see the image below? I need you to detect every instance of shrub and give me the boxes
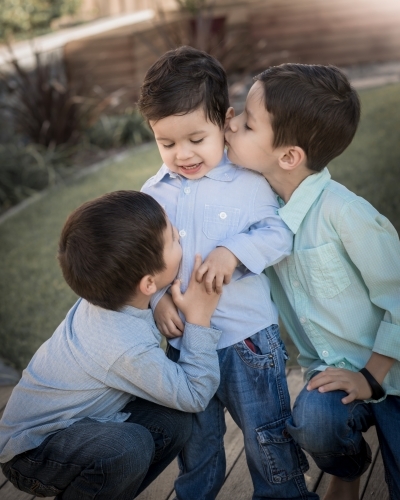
[87,111,154,150]
[0,50,102,147]
[0,142,74,212]
[0,0,80,40]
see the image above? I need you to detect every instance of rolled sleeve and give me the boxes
[108,322,222,413]
[220,178,293,274]
[339,199,400,362]
[221,221,293,274]
[374,320,400,361]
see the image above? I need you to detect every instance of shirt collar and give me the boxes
[120,304,155,321]
[277,167,331,234]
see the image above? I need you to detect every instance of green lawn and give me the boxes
[1,83,400,370]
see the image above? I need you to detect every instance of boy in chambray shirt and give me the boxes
[0,191,223,499]
[139,47,318,500]
[225,64,400,500]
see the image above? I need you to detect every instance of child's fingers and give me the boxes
[341,392,358,405]
[165,319,184,338]
[170,279,182,305]
[223,274,232,285]
[192,254,202,273]
[215,274,224,294]
[204,273,216,294]
[196,262,208,282]
[171,313,184,332]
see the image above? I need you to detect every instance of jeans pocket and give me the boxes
[256,418,309,484]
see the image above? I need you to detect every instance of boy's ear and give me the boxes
[278,146,306,171]
[138,275,157,296]
[224,107,235,127]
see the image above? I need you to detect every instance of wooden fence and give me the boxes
[64,0,400,106]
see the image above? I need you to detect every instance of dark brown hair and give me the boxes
[255,64,361,172]
[138,46,229,129]
[58,191,167,311]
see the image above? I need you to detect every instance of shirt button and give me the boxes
[179,229,186,238]
[322,350,329,357]
[219,212,227,219]
[299,317,306,324]
[293,281,300,287]
[184,187,191,194]
[338,361,345,368]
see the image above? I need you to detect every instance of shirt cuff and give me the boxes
[182,323,222,351]
[220,238,266,275]
[373,320,400,361]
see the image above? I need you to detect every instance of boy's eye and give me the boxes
[162,143,174,149]
[190,138,204,144]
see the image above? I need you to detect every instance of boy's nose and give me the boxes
[176,146,194,160]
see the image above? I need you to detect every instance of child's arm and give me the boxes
[154,293,184,338]
[107,256,222,413]
[196,247,239,294]
[308,199,400,403]
[198,178,293,293]
[307,352,394,404]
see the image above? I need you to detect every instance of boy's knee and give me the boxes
[287,387,350,454]
[166,411,192,448]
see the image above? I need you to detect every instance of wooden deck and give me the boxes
[0,368,389,500]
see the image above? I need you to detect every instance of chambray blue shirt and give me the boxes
[265,168,400,397]
[0,299,222,463]
[142,154,293,350]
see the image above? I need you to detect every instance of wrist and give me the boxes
[185,314,211,328]
[359,367,386,400]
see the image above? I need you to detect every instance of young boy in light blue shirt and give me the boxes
[139,46,318,500]
[225,63,400,500]
[0,190,223,499]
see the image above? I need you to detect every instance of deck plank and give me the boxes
[0,479,35,500]
[315,426,381,497]
[1,468,8,488]
[362,450,389,500]
[136,460,177,500]
[0,368,387,500]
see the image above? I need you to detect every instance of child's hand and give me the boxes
[154,293,184,339]
[307,367,373,404]
[171,254,222,327]
[196,247,240,294]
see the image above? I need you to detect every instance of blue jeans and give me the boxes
[287,377,400,499]
[1,398,192,499]
[168,325,319,500]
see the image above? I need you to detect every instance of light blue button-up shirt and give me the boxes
[0,299,222,463]
[265,168,400,396]
[142,155,293,350]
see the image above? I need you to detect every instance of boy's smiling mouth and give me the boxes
[178,162,203,174]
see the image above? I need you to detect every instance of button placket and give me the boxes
[175,178,196,290]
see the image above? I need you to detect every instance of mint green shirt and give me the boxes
[266,168,400,397]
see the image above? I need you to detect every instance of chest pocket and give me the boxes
[203,204,241,240]
[297,243,350,299]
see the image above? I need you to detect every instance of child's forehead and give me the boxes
[151,108,221,136]
[245,84,271,123]
[247,81,266,105]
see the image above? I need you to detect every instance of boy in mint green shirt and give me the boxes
[225,64,400,500]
